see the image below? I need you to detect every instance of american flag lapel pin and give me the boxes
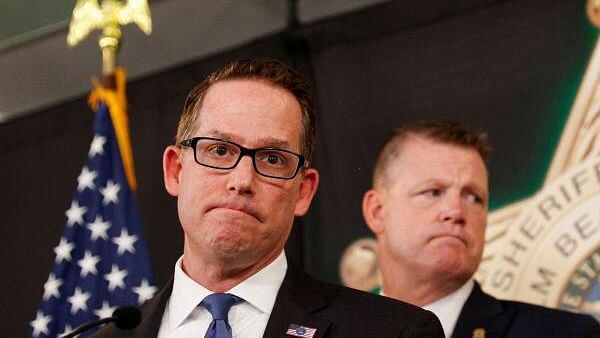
[286,324,317,338]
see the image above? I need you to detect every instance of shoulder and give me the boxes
[456,284,599,337]
[317,277,425,316]
[309,274,444,336]
[472,286,600,337]
[500,298,599,334]
[274,264,443,337]
[288,263,433,320]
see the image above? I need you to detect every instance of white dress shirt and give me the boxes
[157,251,287,338]
[422,279,474,338]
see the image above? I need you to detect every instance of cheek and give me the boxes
[466,214,487,252]
[178,183,199,210]
[176,175,215,227]
[384,207,430,238]
[177,192,202,232]
[269,192,297,224]
[269,180,301,211]
[468,210,487,234]
[383,215,422,252]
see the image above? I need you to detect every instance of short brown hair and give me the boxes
[373,120,490,187]
[175,59,316,162]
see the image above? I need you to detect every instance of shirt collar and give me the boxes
[166,251,287,330]
[422,279,474,338]
[228,251,287,315]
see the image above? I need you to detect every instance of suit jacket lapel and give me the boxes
[263,262,332,338]
[133,279,173,337]
[452,282,515,338]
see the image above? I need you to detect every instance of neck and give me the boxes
[182,241,283,292]
[378,249,465,306]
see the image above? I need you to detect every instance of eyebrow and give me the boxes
[412,179,488,197]
[203,130,292,149]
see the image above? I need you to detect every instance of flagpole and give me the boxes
[66,0,152,191]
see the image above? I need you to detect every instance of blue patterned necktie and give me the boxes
[201,293,243,338]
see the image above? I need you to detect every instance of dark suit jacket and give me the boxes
[452,282,600,338]
[91,262,443,337]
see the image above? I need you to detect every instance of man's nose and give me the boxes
[226,155,256,195]
[438,193,466,225]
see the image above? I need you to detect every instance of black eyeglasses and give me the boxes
[179,137,306,179]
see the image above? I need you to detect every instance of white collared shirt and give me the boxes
[422,279,474,338]
[157,251,287,338]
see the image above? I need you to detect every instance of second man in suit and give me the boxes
[362,121,599,337]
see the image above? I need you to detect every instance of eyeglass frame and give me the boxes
[178,136,307,180]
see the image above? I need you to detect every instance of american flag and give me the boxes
[28,102,156,337]
[286,324,317,338]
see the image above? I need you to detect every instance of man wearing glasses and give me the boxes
[93,59,443,337]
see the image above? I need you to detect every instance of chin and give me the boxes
[210,240,256,266]
[209,229,248,249]
[430,254,475,280]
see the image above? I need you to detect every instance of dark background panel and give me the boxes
[0,0,596,336]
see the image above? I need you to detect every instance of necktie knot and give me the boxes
[201,292,242,321]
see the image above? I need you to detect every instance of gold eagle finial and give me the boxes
[67,0,152,74]
[67,0,151,47]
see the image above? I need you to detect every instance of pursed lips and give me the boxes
[429,233,467,246]
[206,201,262,222]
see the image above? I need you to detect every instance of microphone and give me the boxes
[61,305,141,338]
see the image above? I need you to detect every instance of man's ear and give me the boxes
[362,189,386,234]
[294,168,319,216]
[163,145,182,197]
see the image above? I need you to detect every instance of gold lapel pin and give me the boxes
[472,328,486,338]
